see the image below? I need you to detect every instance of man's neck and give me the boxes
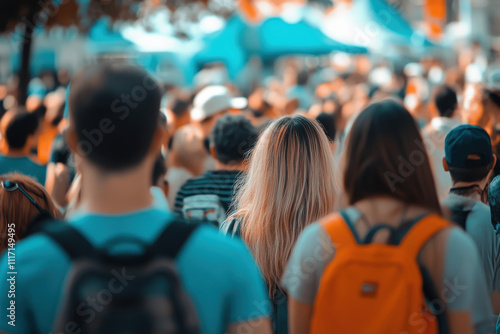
[451,181,486,202]
[215,160,245,172]
[78,162,154,214]
[4,147,31,157]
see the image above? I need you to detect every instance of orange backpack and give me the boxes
[310,212,450,334]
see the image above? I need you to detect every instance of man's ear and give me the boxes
[442,157,450,172]
[493,154,497,169]
[162,181,169,199]
[429,102,438,118]
[25,134,35,150]
[149,124,167,156]
[209,146,216,159]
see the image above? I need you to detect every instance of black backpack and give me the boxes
[37,218,200,334]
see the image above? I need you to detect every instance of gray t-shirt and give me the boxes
[282,208,494,333]
[442,193,500,294]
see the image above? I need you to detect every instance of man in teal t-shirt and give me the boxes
[0,111,46,185]
[0,64,272,334]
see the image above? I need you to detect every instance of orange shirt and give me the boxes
[37,126,59,165]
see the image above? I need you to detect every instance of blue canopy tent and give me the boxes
[192,15,248,80]
[244,16,368,59]
[85,19,136,55]
[11,48,56,74]
[194,14,368,78]
[323,0,435,55]
[368,0,433,47]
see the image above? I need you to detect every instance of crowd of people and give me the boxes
[1,45,500,334]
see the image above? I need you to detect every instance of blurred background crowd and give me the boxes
[1,0,500,212]
[3,1,500,333]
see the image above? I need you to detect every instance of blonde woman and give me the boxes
[221,114,336,334]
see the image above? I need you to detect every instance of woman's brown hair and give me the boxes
[0,173,61,252]
[343,99,442,214]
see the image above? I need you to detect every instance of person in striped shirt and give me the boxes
[174,114,258,216]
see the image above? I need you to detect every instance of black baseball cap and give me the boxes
[445,125,493,169]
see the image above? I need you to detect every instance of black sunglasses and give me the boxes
[1,180,44,213]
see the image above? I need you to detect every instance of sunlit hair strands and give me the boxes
[232,114,336,294]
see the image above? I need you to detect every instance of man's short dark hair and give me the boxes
[316,112,336,142]
[5,110,39,149]
[69,63,162,171]
[433,85,457,118]
[448,163,494,183]
[210,115,257,165]
[169,97,190,118]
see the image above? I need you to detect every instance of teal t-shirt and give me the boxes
[0,204,270,333]
[0,155,47,185]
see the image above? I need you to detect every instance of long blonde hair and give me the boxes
[233,114,336,293]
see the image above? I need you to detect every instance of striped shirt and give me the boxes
[174,170,243,215]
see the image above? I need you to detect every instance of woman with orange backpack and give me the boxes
[282,99,493,334]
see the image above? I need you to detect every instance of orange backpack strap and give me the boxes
[399,215,451,259]
[320,212,358,248]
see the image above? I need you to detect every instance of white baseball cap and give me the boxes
[191,85,247,122]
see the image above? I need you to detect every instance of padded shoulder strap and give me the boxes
[151,216,200,258]
[43,223,98,260]
[320,212,358,248]
[449,205,471,230]
[22,213,59,238]
[400,215,450,259]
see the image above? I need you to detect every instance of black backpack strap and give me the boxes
[273,289,288,334]
[150,216,200,258]
[362,224,395,244]
[395,215,450,333]
[226,217,242,237]
[42,224,98,261]
[449,205,471,230]
[420,265,450,334]
[338,210,362,244]
[22,211,58,238]
[389,214,429,246]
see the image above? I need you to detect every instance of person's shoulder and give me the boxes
[292,221,331,255]
[12,233,52,252]
[210,170,243,178]
[190,224,246,248]
[468,201,494,232]
[421,121,434,136]
[301,221,326,240]
[4,233,70,270]
[444,225,477,250]
[471,200,491,217]
[177,224,264,287]
[181,224,253,263]
[27,154,47,167]
[178,173,211,189]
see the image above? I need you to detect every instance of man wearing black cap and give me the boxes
[442,124,499,303]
